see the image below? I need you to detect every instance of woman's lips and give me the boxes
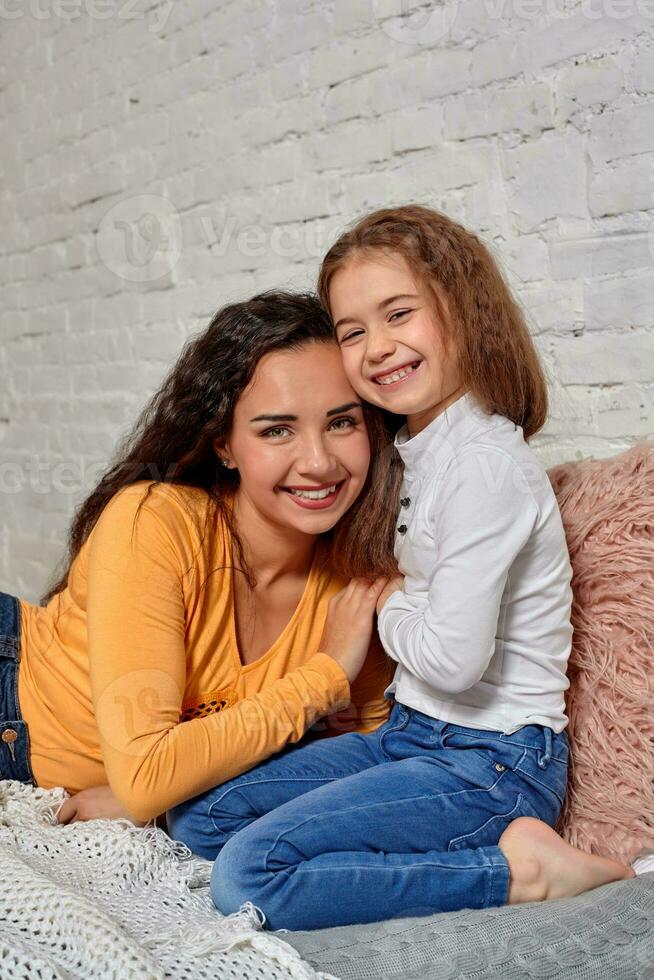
[280,480,346,510]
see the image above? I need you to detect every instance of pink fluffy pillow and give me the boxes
[547,440,654,864]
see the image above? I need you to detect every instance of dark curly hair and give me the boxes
[42,290,401,603]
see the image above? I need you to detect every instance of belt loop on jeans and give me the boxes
[537,727,552,768]
[0,635,20,661]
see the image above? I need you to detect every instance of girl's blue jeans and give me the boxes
[167,699,569,932]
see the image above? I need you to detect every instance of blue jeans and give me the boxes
[168,699,568,931]
[0,591,36,784]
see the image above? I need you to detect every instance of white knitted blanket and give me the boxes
[0,780,338,980]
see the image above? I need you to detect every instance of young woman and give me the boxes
[0,291,400,825]
[170,207,635,931]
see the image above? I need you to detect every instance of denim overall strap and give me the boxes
[0,592,36,785]
[0,591,21,662]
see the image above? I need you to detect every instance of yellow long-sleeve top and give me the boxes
[17,481,394,822]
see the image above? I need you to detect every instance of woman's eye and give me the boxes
[330,416,356,431]
[261,426,292,439]
[389,309,412,322]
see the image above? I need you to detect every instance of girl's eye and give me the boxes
[329,416,357,431]
[339,329,364,344]
[388,309,412,322]
[261,425,292,439]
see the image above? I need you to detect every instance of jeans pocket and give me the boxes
[440,725,525,789]
[447,793,534,851]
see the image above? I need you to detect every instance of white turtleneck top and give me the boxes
[378,391,573,734]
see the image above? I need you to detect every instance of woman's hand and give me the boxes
[319,576,389,684]
[376,575,405,616]
[54,784,147,826]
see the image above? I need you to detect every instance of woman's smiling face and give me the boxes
[219,340,371,536]
[329,250,464,434]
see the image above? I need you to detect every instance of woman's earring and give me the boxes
[219,457,233,469]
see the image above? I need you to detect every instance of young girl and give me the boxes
[172,206,634,931]
[0,291,399,825]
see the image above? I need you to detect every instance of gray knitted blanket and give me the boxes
[284,873,654,979]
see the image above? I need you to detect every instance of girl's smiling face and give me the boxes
[219,340,371,537]
[329,251,465,435]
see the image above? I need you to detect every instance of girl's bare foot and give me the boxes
[498,817,636,904]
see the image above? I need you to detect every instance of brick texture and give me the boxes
[1,0,652,599]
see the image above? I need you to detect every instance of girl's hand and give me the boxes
[54,785,147,826]
[376,575,405,616]
[319,577,389,684]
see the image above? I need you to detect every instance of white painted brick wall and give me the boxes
[1,0,653,601]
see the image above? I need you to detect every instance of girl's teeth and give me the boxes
[377,363,418,385]
[289,484,337,499]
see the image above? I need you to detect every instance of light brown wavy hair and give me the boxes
[317,205,548,440]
